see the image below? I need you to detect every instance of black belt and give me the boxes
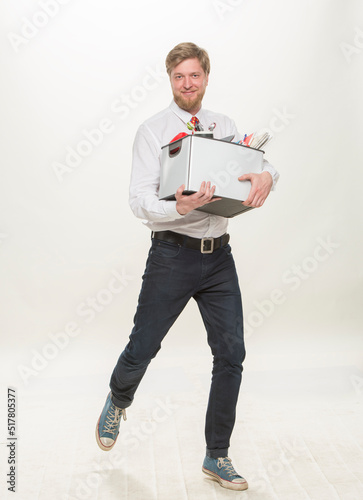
[152,230,230,254]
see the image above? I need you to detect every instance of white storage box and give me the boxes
[159,135,264,218]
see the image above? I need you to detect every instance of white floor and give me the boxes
[1,339,363,500]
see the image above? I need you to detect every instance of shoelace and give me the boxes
[103,404,127,433]
[217,457,240,478]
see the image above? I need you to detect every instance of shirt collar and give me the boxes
[169,99,203,124]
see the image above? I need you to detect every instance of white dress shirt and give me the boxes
[129,100,279,238]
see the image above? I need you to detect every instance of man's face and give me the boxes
[170,58,209,115]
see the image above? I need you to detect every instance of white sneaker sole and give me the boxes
[202,466,248,491]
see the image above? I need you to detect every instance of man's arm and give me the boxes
[129,124,185,222]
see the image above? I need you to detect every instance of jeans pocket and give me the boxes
[151,240,181,259]
[221,244,232,256]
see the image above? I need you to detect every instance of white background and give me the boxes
[0,1,362,499]
[1,0,362,375]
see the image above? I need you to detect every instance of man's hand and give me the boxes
[175,181,221,215]
[239,171,273,208]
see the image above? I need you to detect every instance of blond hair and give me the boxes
[165,42,210,76]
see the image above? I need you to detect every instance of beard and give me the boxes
[173,87,206,113]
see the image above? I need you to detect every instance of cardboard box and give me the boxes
[159,135,264,217]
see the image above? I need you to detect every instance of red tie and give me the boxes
[190,116,199,128]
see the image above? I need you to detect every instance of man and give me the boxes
[96,42,279,491]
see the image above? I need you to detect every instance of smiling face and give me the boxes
[170,57,209,115]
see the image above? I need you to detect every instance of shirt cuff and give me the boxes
[262,163,280,191]
[163,200,185,219]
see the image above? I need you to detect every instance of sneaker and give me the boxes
[202,456,248,491]
[95,392,126,451]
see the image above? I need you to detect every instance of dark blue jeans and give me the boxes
[110,237,246,458]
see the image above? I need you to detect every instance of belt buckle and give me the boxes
[201,237,214,254]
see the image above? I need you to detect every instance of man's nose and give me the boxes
[183,77,192,88]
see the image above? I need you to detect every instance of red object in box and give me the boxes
[169,132,188,155]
